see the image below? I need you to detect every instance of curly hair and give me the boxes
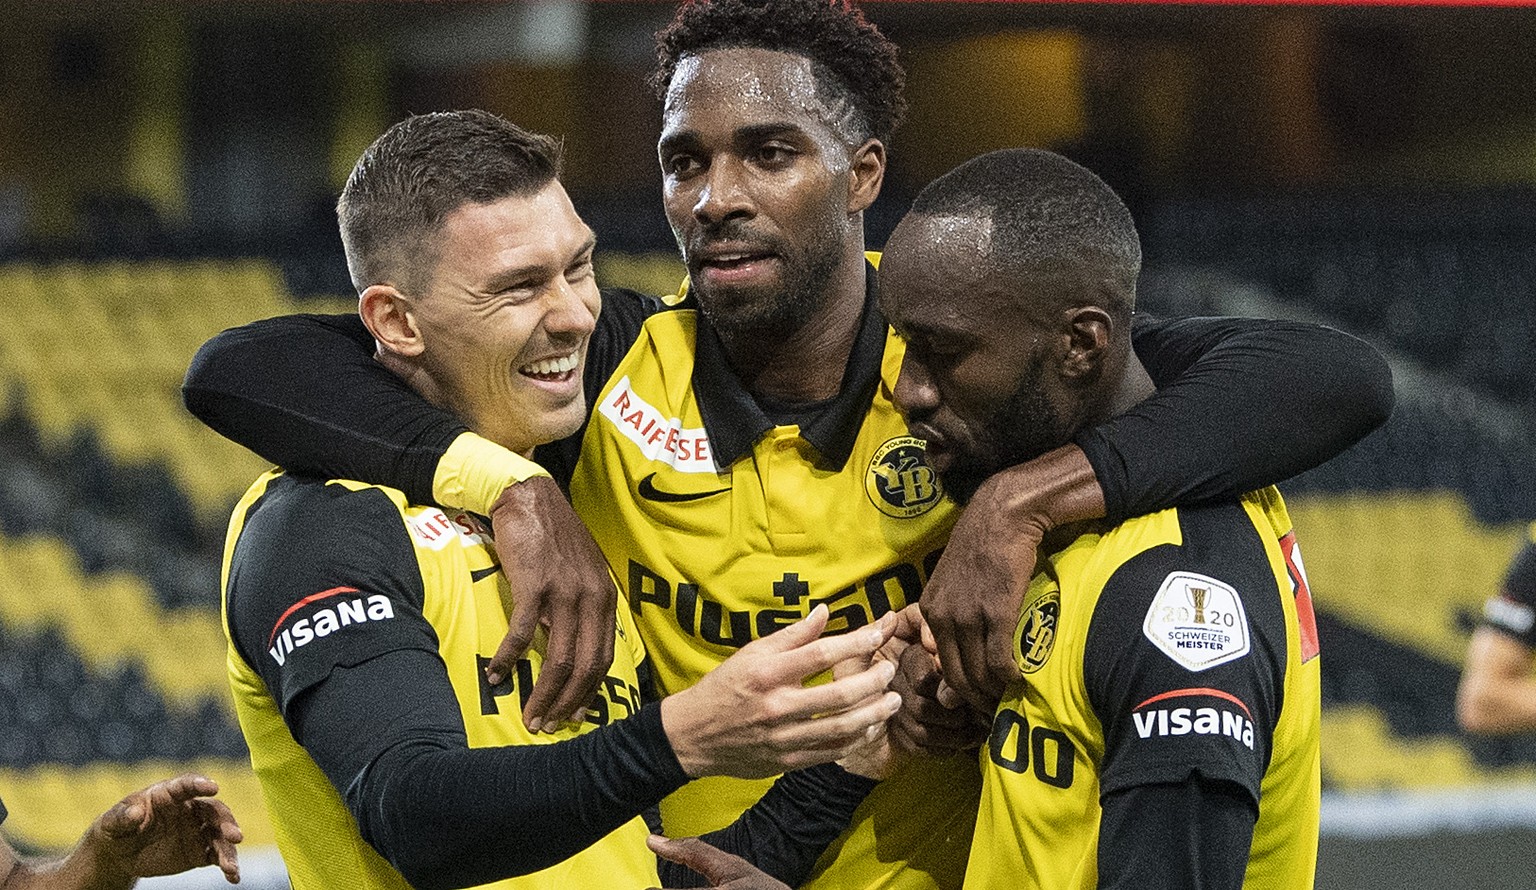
[652,0,907,145]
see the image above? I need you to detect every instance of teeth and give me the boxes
[520,353,578,376]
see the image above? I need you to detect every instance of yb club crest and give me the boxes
[1017,590,1060,673]
[866,436,944,518]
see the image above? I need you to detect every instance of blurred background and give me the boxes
[1,0,1534,887]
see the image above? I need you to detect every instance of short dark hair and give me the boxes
[651,0,907,146]
[909,148,1142,312]
[337,109,563,293]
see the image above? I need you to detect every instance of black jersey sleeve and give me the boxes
[290,650,691,890]
[1480,538,1536,647]
[1096,777,1256,890]
[225,477,442,708]
[1077,316,1393,523]
[657,764,879,888]
[1084,502,1290,805]
[182,289,663,500]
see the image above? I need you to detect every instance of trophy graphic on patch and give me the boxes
[1190,586,1208,625]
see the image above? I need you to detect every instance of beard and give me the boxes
[684,215,846,343]
[940,354,1073,506]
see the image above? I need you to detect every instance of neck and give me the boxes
[1091,352,1157,428]
[714,230,869,404]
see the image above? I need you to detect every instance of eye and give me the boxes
[664,153,702,178]
[566,255,595,282]
[755,144,797,167]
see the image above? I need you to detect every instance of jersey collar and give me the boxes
[692,259,888,472]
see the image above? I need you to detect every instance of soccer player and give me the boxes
[1457,526,1536,734]
[0,774,242,888]
[220,110,902,890]
[184,2,1390,886]
[881,148,1323,888]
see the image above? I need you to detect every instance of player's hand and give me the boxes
[888,642,990,756]
[646,834,791,890]
[81,774,242,885]
[662,606,902,779]
[485,476,617,733]
[922,444,1104,712]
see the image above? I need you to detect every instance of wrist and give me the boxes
[68,827,135,889]
[659,690,710,779]
[981,444,1106,532]
[433,432,550,513]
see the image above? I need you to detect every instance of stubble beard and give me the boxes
[941,355,1072,506]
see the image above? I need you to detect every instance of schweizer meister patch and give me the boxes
[1143,571,1250,671]
[865,436,943,518]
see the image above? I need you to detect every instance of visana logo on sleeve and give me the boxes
[1132,688,1255,750]
[1143,571,1250,671]
[866,436,943,518]
[267,587,396,666]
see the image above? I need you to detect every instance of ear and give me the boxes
[846,138,886,215]
[1060,306,1113,381]
[359,284,425,358]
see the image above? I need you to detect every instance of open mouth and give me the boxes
[519,352,579,382]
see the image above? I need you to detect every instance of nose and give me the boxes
[544,275,598,341]
[693,160,754,227]
[893,352,939,422]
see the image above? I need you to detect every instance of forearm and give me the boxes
[0,838,134,890]
[182,313,466,504]
[1085,316,1392,522]
[354,705,688,890]
[657,764,878,888]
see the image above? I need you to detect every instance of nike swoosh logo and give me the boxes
[470,566,501,584]
[637,473,731,504]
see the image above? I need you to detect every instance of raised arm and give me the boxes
[923,315,1392,709]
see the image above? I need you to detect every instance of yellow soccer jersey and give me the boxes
[565,260,980,889]
[966,488,1322,889]
[221,472,657,890]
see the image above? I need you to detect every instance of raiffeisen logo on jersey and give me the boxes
[600,376,716,473]
[267,586,396,667]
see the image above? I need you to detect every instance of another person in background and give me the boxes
[1457,525,1536,734]
[0,774,241,889]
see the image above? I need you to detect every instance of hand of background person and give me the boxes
[646,835,791,890]
[921,444,1104,712]
[78,774,242,886]
[484,476,618,734]
[661,606,901,779]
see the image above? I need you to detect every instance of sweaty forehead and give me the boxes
[881,213,1000,326]
[663,47,835,133]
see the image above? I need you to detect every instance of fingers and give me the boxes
[193,798,243,882]
[489,596,540,689]
[766,612,892,681]
[158,773,221,804]
[521,597,580,732]
[647,835,754,884]
[742,604,829,655]
[772,689,901,751]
